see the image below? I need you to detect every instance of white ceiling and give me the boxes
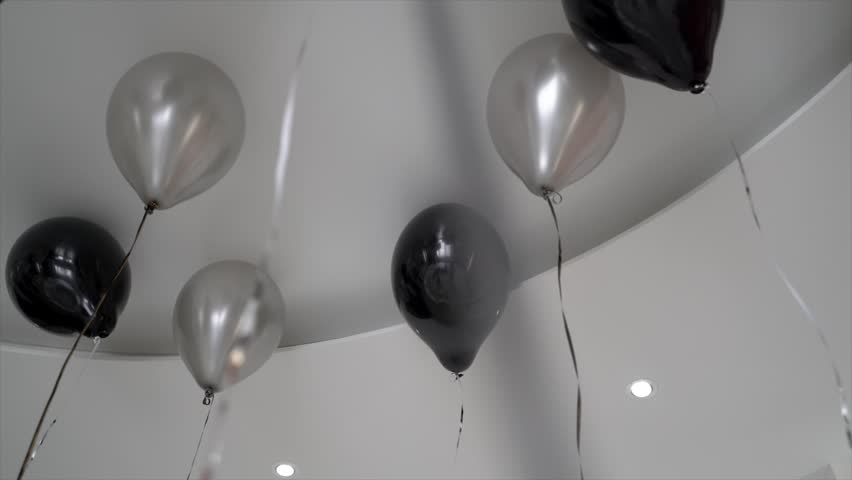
[1,66,849,478]
[1,0,850,354]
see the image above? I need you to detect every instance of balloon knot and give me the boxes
[453,373,464,382]
[543,190,563,204]
[689,81,707,95]
[145,201,158,214]
[202,388,214,405]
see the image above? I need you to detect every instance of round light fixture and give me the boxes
[275,463,295,477]
[628,379,655,398]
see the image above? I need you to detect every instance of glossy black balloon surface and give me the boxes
[5,217,131,338]
[391,204,510,374]
[563,0,724,93]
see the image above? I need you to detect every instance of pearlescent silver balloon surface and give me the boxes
[487,34,625,196]
[107,52,245,209]
[173,261,285,392]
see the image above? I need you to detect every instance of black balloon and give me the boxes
[5,217,131,338]
[562,0,724,93]
[391,204,510,374]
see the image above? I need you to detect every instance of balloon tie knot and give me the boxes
[689,81,707,95]
[543,190,563,205]
[144,201,158,214]
[453,373,464,382]
[202,389,214,405]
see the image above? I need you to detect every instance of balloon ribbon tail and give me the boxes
[187,391,215,480]
[708,91,852,450]
[257,22,310,274]
[16,205,152,480]
[453,373,464,462]
[30,336,102,463]
[545,194,584,480]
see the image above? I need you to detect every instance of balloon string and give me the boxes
[544,193,584,480]
[192,18,313,480]
[257,17,310,276]
[708,91,852,449]
[17,203,153,480]
[453,373,465,462]
[29,336,101,463]
[189,24,312,480]
[192,17,312,480]
[198,369,238,480]
[231,18,312,379]
[186,391,215,480]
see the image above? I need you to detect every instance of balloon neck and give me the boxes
[689,81,707,95]
[144,201,158,214]
[202,388,215,405]
[84,312,115,339]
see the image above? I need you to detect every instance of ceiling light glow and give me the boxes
[629,379,654,398]
[275,464,295,477]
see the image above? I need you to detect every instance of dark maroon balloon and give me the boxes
[391,204,510,374]
[562,0,724,93]
[5,217,131,338]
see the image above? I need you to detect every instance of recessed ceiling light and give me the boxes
[628,379,655,398]
[275,463,295,477]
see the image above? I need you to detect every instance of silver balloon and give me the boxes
[107,52,245,210]
[173,261,285,393]
[487,34,625,196]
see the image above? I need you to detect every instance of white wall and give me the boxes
[1,67,849,480]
